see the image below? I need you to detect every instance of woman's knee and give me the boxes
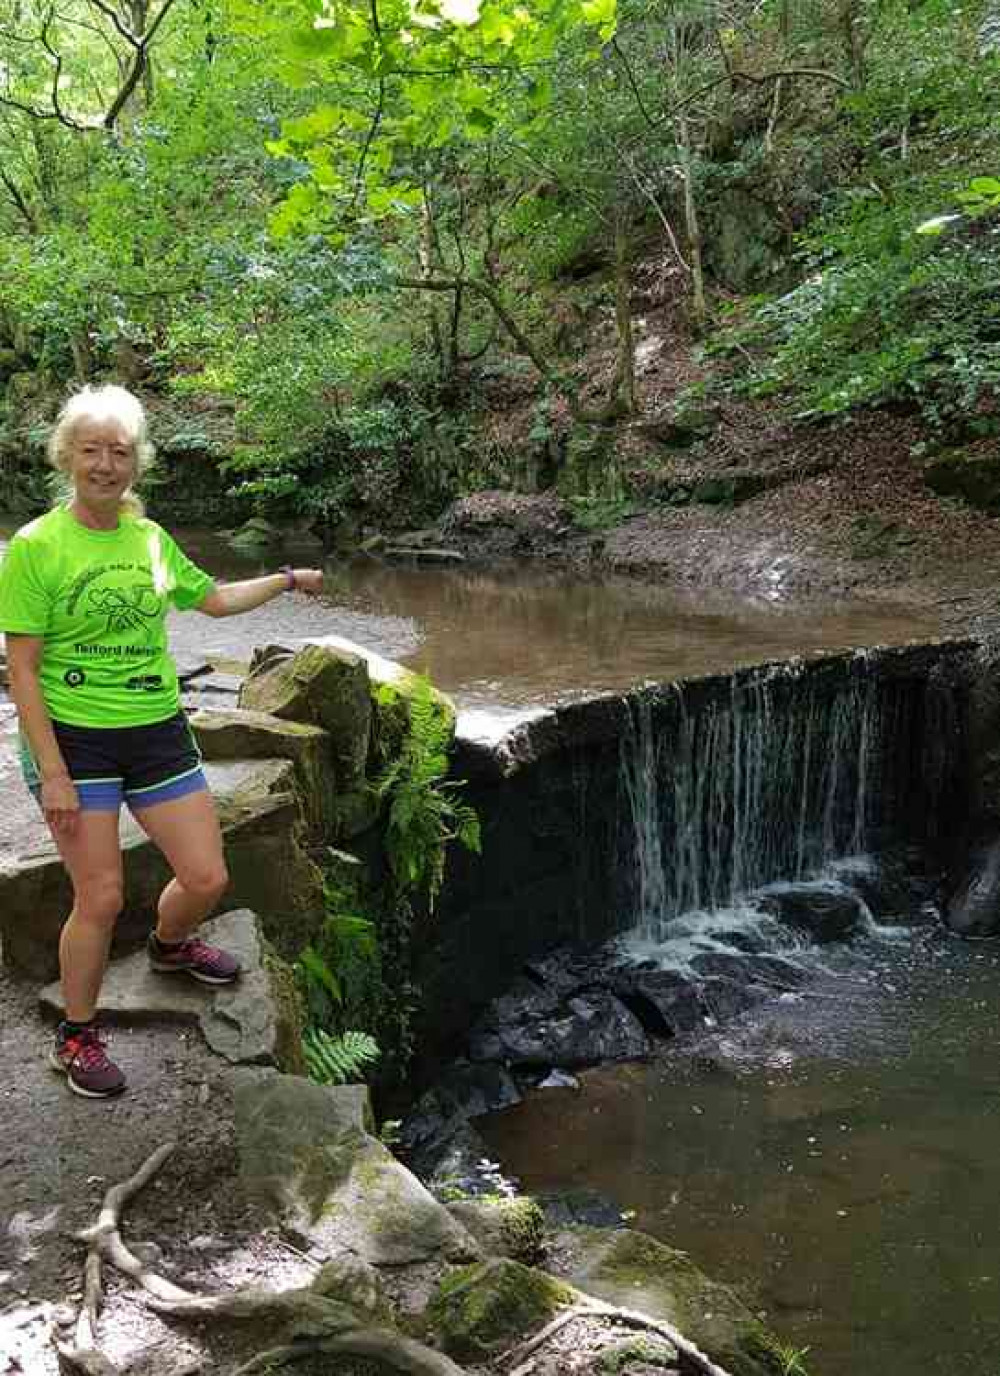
[74,876,124,926]
[181,861,229,903]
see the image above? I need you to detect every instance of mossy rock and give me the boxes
[261,946,306,1075]
[597,1335,679,1373]
[240,644,372,790]
[427,1258,574,1361]
[447,1195,546,1263]
[556,1227,779,1376]
[924,447,1000,515]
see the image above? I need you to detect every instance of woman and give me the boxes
[0,385,324,1098]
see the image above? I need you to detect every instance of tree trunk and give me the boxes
[612,206,636,416]
[418,199,446,380]
[840,0,867,87]
[677,114,707,332]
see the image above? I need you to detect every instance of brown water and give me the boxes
[484,929,1000,1376]
[113,530,940,714]
[0,524,940,710]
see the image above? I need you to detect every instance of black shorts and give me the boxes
[20,711,207,812]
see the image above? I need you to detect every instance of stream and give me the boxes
[2,518,988,1374]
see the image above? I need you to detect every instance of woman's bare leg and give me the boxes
[131,788,229,941]
[51,810,124,1021]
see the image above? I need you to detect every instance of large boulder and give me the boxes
[38,909,303,1070]
[552,1227,778,1376]
[231,1069,481,1267]
[239,644,372,791]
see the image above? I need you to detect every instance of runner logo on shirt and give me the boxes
[87,583,163,635]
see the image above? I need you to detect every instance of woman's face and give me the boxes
[68,418,137,510]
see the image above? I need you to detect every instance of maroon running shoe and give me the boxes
[147,933,240,985]
[50,1026,127,1099]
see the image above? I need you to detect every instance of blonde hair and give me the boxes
[48,384,155,517]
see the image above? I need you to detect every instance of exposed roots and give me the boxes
[54,1142,467,1376]
[56,1145,732,1376]
[500,1298,738,1376]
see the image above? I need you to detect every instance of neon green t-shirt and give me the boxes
[0,506,215,727]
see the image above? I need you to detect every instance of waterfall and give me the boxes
[618,655,965,941]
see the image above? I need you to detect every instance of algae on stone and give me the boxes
[447,1195,546,1263]
[556,1226,778,1376]
[427,1258,574,1362]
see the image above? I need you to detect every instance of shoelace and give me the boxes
[67,1029,113,1071]
[175,938,224,969]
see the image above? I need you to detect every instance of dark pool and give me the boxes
[483,927,1000,1376]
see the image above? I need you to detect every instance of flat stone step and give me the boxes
[39,909,290,1066]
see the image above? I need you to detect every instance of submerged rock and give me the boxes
[552,1226,778,1376]
[946,838,1000,937]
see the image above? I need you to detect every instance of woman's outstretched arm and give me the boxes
[196,568,324,618]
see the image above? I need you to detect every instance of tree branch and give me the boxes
[352,78,385,212]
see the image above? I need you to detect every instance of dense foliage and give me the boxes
[1,0,997,518]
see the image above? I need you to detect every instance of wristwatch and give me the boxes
[279,565,297,592]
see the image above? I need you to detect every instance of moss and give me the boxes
[296,1129,368,1221]
[565,1227,777,1376]
[262,945,306,1074]
[427,1259,574,1362]
[597,1335,679,1373]
[448,1195,547,1263]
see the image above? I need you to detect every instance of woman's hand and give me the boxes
[41,774,80,837]
[291,569,324,595]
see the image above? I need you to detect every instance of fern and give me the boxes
[374,674,481,909]
[302,1027,380,1086]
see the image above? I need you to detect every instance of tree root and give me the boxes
[56,1144,734,1376]
[56,1142,185,1376]
[500,1297,738,1376]
[228,1329,468,1376]
[54,1142,467,1376]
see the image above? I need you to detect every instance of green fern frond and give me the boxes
[302,1028,380,1086]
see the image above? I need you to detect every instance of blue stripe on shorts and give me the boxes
[125,765,208,811]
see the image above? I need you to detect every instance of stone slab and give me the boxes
[231,1070,481,1267]
[38,909,288,1066]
